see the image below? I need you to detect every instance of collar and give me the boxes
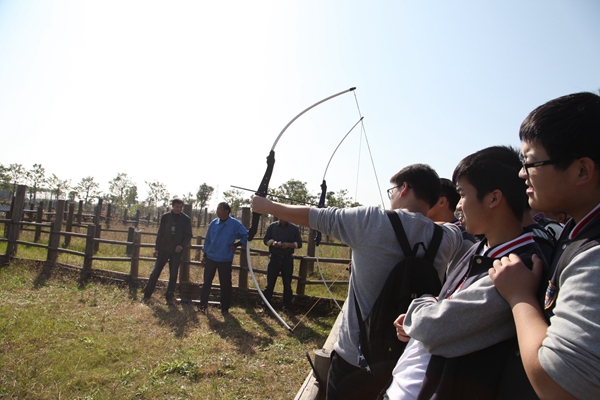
[483,231,536,259]
[569,202,600,239]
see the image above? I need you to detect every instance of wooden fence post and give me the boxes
[130,229,141,280]
[106,203,112,229]
[47,222,59,263]
[179,204,193,283]
[77,200,83,224]
[123,208,129,224]
[126,226,135,255]
[194,236,203,261]
[34,202,44,242]
[64,202,75,247]
[94,199,102,253]
[6,185,27,258]
[203,207,208,226]
[135,210,140,228]
[238,207,251,289]
[82,224,96,279]
[46,200,66,263]
[297,257,309,296]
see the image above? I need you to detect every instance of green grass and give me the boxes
[0,260,339,399]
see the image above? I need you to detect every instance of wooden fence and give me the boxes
[0,185,351,303]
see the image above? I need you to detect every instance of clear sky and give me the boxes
[1,0,599,210]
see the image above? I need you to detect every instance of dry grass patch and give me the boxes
[0,260,338,399]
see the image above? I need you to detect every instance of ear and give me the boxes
[438,196,448,208]
[399,182,411,197]
[574,157,597,187]
[488,189,503,209]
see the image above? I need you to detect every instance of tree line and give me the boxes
[0,163,360,217]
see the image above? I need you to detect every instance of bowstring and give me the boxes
[353,91,385,209]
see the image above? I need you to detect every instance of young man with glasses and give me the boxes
[491,92,600,399]
[385,146,547,399]
[251,164,464,400]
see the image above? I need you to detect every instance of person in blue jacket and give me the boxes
[199,202,248,316]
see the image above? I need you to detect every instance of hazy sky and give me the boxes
[1,0,599,209]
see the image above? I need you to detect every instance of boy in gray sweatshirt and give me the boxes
[491,92,600,399]
[251,164,464,400]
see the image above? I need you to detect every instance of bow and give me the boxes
[314,116,363,312]
[246,87,356,331]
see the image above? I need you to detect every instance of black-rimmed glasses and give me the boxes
[387,183,411,199]
[519,155,563,175]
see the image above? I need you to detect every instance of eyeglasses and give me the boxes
[387,183,412,199]
[519,155,563,175]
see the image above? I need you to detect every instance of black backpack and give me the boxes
[354,210,444,377]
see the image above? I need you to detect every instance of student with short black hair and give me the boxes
[385,146,546,399]
[427,178,478,277]
[491,92,600,399]
[251,164,464,400]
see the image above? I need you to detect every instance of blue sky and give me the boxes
[1,0,599,209]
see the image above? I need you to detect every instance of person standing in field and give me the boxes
[143,198,193,306]
[199,202,248,316]
[262,218,302,312]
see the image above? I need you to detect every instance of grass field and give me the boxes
[0,259,340,399]
[0,221,348,399]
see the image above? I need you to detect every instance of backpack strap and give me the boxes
[385,210,444,261]
[385,210,415,256]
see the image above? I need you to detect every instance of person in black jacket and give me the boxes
[262,218,302,311]
[142,199,193,305]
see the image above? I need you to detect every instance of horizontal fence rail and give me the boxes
[1,185,351,306]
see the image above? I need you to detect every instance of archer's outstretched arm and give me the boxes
[251,196,311,228]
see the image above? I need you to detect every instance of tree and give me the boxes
[222,189,248,215]
[25,163,46,202]
[271,179,316,206]
[182,192,196,208]
[47,174,71,201]
[125,185,138,208]
[6,163,25,197]
[73,176,101,205]
[108,173,134,209]
[196,183,214,210]
[326,189,361,208]
[145,180,170,212]
[0,164,9,192]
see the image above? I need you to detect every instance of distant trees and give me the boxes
[222,189,247,215]
[25,164,46,202]
[73,176,101,205]
[47,174,71,201]
[0,161,364,212]
[326,189,361,208]
[196,183,214,210]
[271,179,316,205]
[108,173,134,209]
[145,180,170,212]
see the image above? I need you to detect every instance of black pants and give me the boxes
[200,258,233,312]
[144,250,182,300]
[327,351,391,400]
[263,254,293,308]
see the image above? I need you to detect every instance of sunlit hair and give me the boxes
[519,91,600,170]
[453,146,527,221]
[439,178,459,212]
[390,164,440,208]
